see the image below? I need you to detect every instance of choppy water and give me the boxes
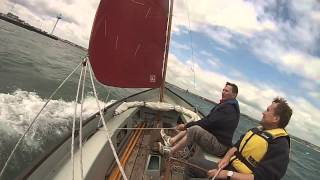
[0,19,319,180]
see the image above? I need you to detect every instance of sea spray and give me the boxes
[0,89,112,179]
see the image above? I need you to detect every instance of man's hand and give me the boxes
[218,157,230,169]
[217,147,237,169]
[209,169,255,180]
[207,169,227,179]
[176,124,186,131]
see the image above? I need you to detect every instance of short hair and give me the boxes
[226,82,238,95]
[273,97,292,128]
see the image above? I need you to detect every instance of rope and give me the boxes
[211,167,222,180]
[116,127,176,130]
[88,62,128,180]
[71,60,85,180]
[0,61,82,179]
[169,157,208,173]
[79,60,88,179]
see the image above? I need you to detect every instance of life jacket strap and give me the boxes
[234,150,255,172]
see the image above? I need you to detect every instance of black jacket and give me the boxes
[185,99,240,147]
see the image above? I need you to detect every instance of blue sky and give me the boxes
[1,0,320,146]
[171,26,319,107]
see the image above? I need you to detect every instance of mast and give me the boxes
[160,0,174,102]
[51,14,62,35]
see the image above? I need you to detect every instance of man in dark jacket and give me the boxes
[158,82,240,157]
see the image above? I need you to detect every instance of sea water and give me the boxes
[0,19,319,180]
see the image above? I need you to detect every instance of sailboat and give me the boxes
[1,0,220,179]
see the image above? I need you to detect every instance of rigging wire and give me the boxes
[97,88,112,128]
[0,61,83,179]
[104,88,112,109]
[71,59,85,180]
[88,62,128,180]
[79,60,88,180]
[184,0,196,89]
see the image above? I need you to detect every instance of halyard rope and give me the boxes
[0,61,83,179]
[88,62,128,180]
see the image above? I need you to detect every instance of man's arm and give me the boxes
[218,147,237,169]
[208,169,254,180]
[185,104,234,129]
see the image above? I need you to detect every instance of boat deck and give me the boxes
[106,122,186,180]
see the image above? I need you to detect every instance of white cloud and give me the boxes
[173,0,277,35]
[280,52,320,80]
[287,97,320,143]
[207,58,221,69]
[246,0,320,83]
[253,40,320,82]
[172,0,278,48]
[301,81,318,91]
[202,27,235,48]
[199,50,213,57]
[214,46,228,53]
[229,69,247,80]
[171,40,191,51]
[309,92,320,100]
[311,11,320,22]
[1,0,98,47]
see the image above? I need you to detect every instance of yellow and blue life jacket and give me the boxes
[230,126,290,174]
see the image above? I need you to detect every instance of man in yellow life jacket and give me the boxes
[185,97,292,180]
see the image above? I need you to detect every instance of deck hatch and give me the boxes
[145,154,161,177]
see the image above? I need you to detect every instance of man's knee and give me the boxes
[188,125,204,137]
[187,125,206,142]
[188,125,203,132]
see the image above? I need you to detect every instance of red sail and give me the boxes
[89,0,169,88]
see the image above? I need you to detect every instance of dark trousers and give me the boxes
[184,157,217,180]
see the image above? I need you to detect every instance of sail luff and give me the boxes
[160,0,174,102]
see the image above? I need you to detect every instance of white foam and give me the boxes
[0,89,113,148]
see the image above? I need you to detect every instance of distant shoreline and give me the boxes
[0,12,87,51]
